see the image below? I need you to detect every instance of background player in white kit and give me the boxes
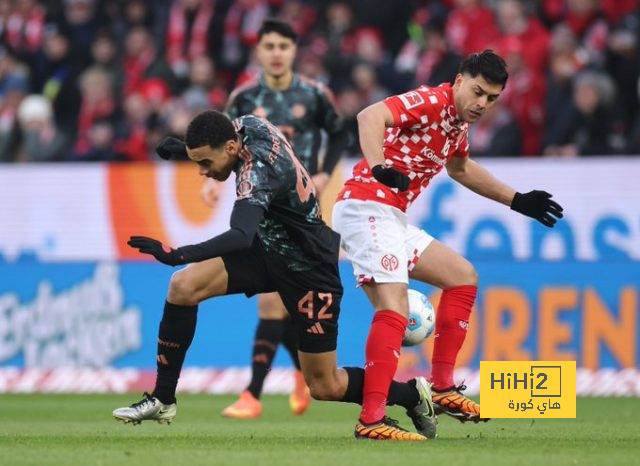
[332,50,564,428]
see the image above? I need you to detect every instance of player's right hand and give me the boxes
[127,236,185,266]
[372,164,410,191]
[156,137,188,160]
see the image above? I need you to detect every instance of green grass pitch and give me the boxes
[1,395,638,466]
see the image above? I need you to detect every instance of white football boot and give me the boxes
[113,393,176,425]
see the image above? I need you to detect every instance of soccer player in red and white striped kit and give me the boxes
[333,50,564,434]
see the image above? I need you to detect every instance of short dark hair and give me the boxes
[185,110,236,149]
[258,18,297,43]
[459,50,508,88]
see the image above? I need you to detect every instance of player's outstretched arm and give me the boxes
[358,102,410,191]
[446,157,563,227]
[127,200,266,265]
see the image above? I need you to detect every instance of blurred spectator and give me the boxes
[297,51,330,85]
[0,0,637,161]
[468,99,521,156]
[3,0,45,64]
[318,2,358,90]
[122,26,177,97]
[446,0,500,56]
[544,25,582,152]
[0,47,29,162]
[560,0,609,67]
[351,26,399,93]
[121,0,154,30]
[0,0,11,37]
[56,0,104,67]
[499,37,546,155]
[396,15,461,88]
[276,0,317,39]
[219,0,269,85]
[600,0,637,26]
[182,55,228,110]
[348,0,413,54]
[32,25,81,134]
[114,92,151,161]
[71,66,117,159]
[0,46,29,100]
[606,10,640,148]
[543,70,616,156]
[351,62,389,106]
[82,118,117,161]
[165,0,215,79]
[16,94,68,162]
[496,0,550,73]
[626,77,640,154]
[335,86,362,158]
[90,29,123,99]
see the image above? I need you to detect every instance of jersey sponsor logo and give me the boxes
[380,254,399,271]
[420,146,447,166]
[399,91,425,110]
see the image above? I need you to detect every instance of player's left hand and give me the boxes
[510,190,564,227]
[311,172,330,194]
[127,236,185,266]
[156,137,188,160]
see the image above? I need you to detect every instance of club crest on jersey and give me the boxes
[237,179,253,198]
[380,254,399,271]
[399,91,425,110]
[291,104,307,118]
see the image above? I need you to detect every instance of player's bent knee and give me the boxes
[466,263,479,286]
[168,269,200,305]
[307,380,340,401]
[305,372,342,401]
[454,259,478,287]
[257,293,287,319]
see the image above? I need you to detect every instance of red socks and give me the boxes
[431,285,477,391]
[360,310,407,424]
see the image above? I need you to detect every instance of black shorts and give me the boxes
[222,240,343,353]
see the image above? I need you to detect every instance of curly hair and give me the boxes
[185,110,237,149]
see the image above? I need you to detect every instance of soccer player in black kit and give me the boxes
[223,19,348,418]
[112,110,436,441]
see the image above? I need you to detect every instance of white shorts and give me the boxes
[332,199,434,286]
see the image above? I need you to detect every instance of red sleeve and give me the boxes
[383,88,442,128]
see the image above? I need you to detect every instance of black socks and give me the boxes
[340,367,420,409]
[246,319,286,399]
[152,301,198,405]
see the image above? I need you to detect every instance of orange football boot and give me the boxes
[289,370,312,415]
[221,390,262,419]
[354,416,428,441]
[431,383,489,423]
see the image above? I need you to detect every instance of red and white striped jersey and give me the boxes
[338,83,469,211]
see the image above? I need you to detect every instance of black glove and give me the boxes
[511,190,564,227]
[371,164,410,191]
[127,236,185,266]
[156,137,188,160]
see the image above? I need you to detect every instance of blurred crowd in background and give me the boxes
[1,0,639,163]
